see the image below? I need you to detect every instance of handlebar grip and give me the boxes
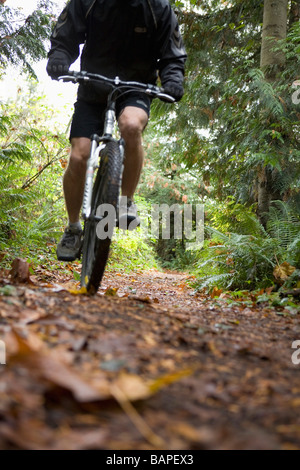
[58,75,76,82]
[58,71,82,82]
[157,92,176,103]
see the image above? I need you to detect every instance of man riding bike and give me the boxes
[46,0,187,262]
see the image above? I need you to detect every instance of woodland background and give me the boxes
[0,0,299,304]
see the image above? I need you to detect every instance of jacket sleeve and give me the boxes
[48,0,88,65]
[156,6,187,87]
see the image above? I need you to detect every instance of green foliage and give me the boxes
[266,200,300,251]
[107,230,159,273]
[194,200,300,292]
[205,199,264,236]
[143,1,300,287]
[137,126,203,268]
[152,2,300,208]
[0,1,55,78]
[0,82,69,268]
[195,229,279,291]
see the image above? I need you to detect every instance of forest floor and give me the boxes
[0,261,300,450]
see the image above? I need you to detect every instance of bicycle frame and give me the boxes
[81,91,124,221]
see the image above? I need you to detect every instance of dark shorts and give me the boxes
[69,92,151,140]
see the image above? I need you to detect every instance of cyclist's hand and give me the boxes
[46,54,70,80]
[162,82,184,102]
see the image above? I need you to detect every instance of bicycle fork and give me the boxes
[82,135,104,220]
[81,139,125,223]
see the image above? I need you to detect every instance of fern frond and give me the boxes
[248,68,285,118]
[267,200,300,248]
[196,272,234,292]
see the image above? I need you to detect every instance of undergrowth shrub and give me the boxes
[194,200,300,292]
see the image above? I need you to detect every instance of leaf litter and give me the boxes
[0,265,299,449]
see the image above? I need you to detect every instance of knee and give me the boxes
[119,115,145,142]
[68,139,90,171]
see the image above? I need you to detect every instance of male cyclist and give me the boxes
[47,0,187,261]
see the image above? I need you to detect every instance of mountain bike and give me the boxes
[59,71,174,294]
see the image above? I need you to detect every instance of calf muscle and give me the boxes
[63,137,91,224]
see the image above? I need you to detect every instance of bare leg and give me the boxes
[118,106,148,198]
[63,106,147,223]
[63,137,91,223]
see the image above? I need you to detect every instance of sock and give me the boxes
[68,221,82,232]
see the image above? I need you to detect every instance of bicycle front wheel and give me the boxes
[81,140,123,294]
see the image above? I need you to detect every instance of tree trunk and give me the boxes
[257,0,288,227]
[257,166,282,228]
[289,0,300,27]
[260,0,288,72]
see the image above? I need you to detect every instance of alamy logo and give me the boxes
[96,200,204,250]
[291,340,300,365]
[292,81,300,105]
[150,203,204,250]
[0,340,6,365]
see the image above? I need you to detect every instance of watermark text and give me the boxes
[292,81,300,105]
[291,340,300,365]
[96,200,204,250]
[0,340,6,365]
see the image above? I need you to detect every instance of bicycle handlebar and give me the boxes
[58,70,175,103]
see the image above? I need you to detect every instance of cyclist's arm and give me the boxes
[155,6,187,88]
[48,0,90,67]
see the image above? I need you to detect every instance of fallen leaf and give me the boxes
[104,287,119,296]
[149,369,193,394]
[7,330,110,402]
[114,373,152,401]
[128,295,153,303]
[273,262,296,281]
[68,285,88,295]
[211,286,223,298]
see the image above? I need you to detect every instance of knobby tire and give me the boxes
[80,140,123,294]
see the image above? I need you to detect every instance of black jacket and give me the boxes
[48,0,187,103]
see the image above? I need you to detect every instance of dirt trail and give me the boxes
[0,267,299,450]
